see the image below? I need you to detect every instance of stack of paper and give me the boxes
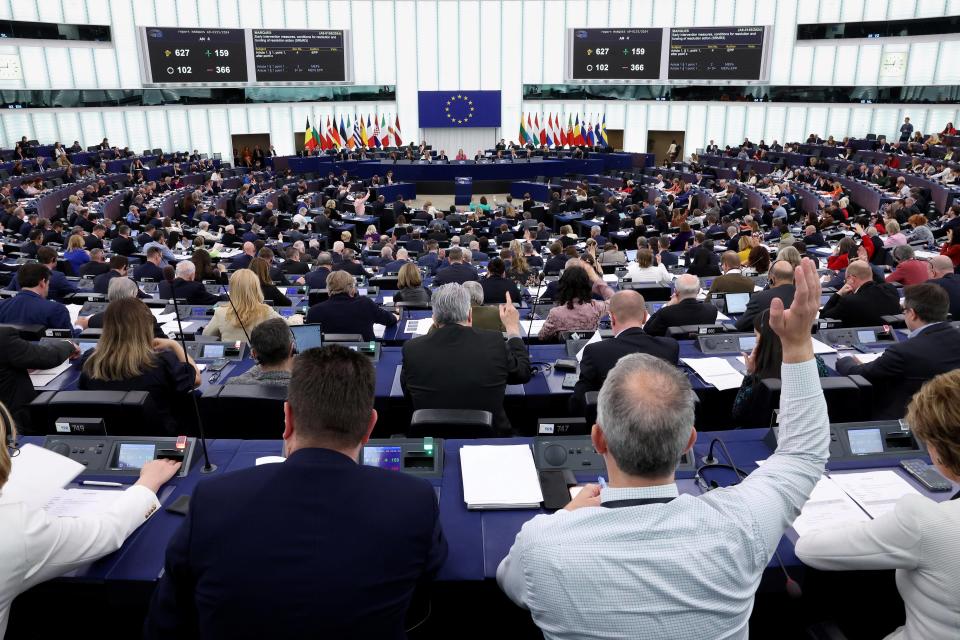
[0,444,85,510]
[460,445,544,509]
[524,319,546,337]
[811,338,838,354]
[373,324,387,339]
[831,470,922,518]
[160,320,192,335]
[404,319,432,335]
[29,361,73,386]
[66,304,83,326]
[680,357,744,390]
[575,330,603,362]
[151,309,177,324]
[792,476,871,536]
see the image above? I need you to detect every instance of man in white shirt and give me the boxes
[497,259,828,640]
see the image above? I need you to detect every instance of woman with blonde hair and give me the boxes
[80,297,201,433]
[204,269,280,342]
[63,233,90,274]
[394,262,431,305]
[0,399,180,636]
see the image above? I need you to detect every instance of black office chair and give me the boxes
[308,288,329,305]
[203,384,287,439]
[407,409,494,438]
[0,323,46,340]
[757,376,869,426]
[29,390,166,435]
[583,392,599,427]
[619,282,672,301]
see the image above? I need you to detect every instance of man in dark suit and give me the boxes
[0,326,76,433]
[133,247,165,282]
[110,225,137,257]
[836,284,960,419]
[928,256,960,317]
[0,264,73,331]
[144,344,447,639]
[299,253,333,289]
[570,290,679,415]
[480,258,521,304]
[401,284,531,434]
[94,256,132,295]
[734,260,795,331]
[543,242,567,275]
[276,185,294,213]
[6,247,78,303]
[821,261,901,327]
[432,247,480,285]
[158,261,222,305]
[79,248,111,278]
[644,274,719,337]
[231,242,257,270]
[706,252,755,301]
[306,271,399,341]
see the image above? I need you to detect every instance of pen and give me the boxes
[79,480,124,488]
[597,476,607,490]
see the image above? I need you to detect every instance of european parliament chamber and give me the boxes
[1,1,960,639]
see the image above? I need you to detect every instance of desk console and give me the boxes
[361,438,443,479]
[185,340,247,361]
[764,420,927,465]
[816,326,899,347]
[533,435,697,477]
[42,435,197,477]
[697,332,757,355]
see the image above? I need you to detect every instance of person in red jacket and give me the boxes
[827,237,856,271]
[886,245,932,286]
[940,227,960,268]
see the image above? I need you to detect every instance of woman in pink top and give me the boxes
[538,261,614,341]
[353,189,370,216]
[882,220,907,248]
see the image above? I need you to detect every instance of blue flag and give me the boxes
[418,90,501,128]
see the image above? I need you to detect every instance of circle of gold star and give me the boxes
[444,94,475,125]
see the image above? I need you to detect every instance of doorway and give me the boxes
[605,129,624,151]
[231,133,271,167]
[646,130,685,165]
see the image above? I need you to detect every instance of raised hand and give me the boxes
[768,258,820,364]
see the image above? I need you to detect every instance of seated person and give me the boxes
[401,284,529,433]
[643,274,718,336]
[462,281,505,332]
[885,245,931,287]
[299,252,334,289]
[306,271,399,342]
[393,263,431,305]
[0,327,76,433]
[432,247,480,285]
[480,258,521,304]
[538,261,614,341]
[133,247,166,282]
[78,248,110,278]
[204,270,282,343]
[226,318,293,387]
[570,290,679,415]
[626,248,673,286]
[796,368,960,640]
[5,247,77,303]
[0,264,72,331]
[732,308,829,427]
[158,261,221,305]
[734,260,795,332]
[79,277,164,337]
[249,258,292,307]
[79,297,201,434]
[835,284,960,419]
[706,251,755,301]
[821,261,901,327]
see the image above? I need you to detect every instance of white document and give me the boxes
[382,296,394,305]
[43,488,123,518]
[602,274,618,284]
[404,319,432,335]
[255,456,286,466]
[831,470,922,519]
[66,304,83,325]
[151,310,177,324]
[575,330,604,362]
[851,352,884,364]
[792,476,871,537]
[460,444,544,509]
[160,320,193,334]
[29,360,73,386]
[373,324,386,339]
[811,338,838,355]
[524,319,546,337]
[0,444,85,510]
[716,311,730,321]
[680,357,744,390]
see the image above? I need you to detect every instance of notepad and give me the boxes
[831,470,922,519]
[792,476,871,536]
[0,444,85,510]
[811,338,837,354]
[460,444,543,510]
[404,319,432,335]
[680,357,744,390]
[255,456,286,466]
[29,360,73,386]
[524,319,546,337]
[373,324,387,338]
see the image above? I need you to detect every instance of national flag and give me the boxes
[359,116,369,147]
[393,114,403,146]
[558,114,566,146]
[352,117,363,148]
[567,114,574,146]
[519,113,528,146]
[366,115,376,148]
[526,114,535,144]
[339,116,348,146]
[580,116,589,146]
[303,118,318,151]
[327,116,341,148]
[380,114,390,147]
[599,113,609,147]
[544,114,553,147]
[371,116,381,148]
[345,115,356,148]
[586,117,595,146]
[553,113,563,147]
[536,114,546,146]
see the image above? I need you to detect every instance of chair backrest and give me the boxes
[407,409,494,438]
[29,390,166,435]
[202,384,288,438]
[758,376,868,426]
[619,281,672,301]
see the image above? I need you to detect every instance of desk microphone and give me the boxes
[168,290,217,474]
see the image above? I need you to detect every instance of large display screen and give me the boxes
[141,27,248,85]
[668,26,767,80]
[138,27,353,86]
[567,28,664,81]
[252,29,347,83]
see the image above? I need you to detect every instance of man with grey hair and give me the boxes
[569,290,679,415]
[401,283,530,433]
[734,259,796,331]
[433,246,480,285]
[462,280,505,332]
[305,270,398,341]
[81,276,164,336]
[499,259,830,640]
[886,244,931,286]
[299,251,333,289]
[159,259,221,305]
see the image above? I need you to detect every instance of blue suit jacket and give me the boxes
[305,293,398,341]
[0,290,72,330]
[144,447,447,639]
[7,270,77,302]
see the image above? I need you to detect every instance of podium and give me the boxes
[454,177,473,206]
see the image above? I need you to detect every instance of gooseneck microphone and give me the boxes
[168,281,216,474]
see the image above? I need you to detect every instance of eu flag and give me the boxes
[418,90,501,128]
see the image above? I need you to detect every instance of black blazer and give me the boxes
[569,327,679,415]
[305,294,397,341]
[734,284,795,332]
[930,274,960,318]
[432,263,480,285]
[836,322,960,419]
[401,324,531,433]
[480,276,521,304]
[78,261,111,278]
[0,328,73,433]
[110,235,137,257]
[143,447,447,639]
[643,299,718,337]
[158,279,221,305]
[821,281,901,328]
[133,261,165,282]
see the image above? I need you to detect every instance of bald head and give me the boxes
[930,255,954,278]
[674,274,701,299]
[846,260,872,282]
[769,260,794,285]
[243,241,255,256]
[610,290,648,331]
[721,251,741,271]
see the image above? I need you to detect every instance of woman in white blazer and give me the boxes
[0,403,180,637]
[795,369,960,640]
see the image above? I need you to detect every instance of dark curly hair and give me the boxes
[556,267,592,310]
